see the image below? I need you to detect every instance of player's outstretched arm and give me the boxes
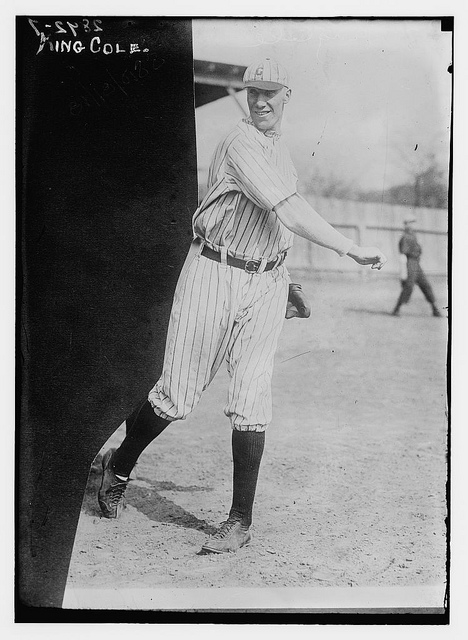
[274,193,386,270]
[274,193,353,255]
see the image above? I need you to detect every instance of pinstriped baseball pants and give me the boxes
[148,242,289,431]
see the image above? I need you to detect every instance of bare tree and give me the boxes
[303,167,358,201]
[387,133,449,208]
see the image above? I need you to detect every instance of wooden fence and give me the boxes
[287,195,449,276]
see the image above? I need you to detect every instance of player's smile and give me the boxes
[247,86,291,133]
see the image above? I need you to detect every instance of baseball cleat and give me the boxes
[200,518,252,554]
[98,448,129,519]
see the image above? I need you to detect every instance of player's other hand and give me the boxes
[347,244,387,270]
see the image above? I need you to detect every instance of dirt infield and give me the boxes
[66,271,448,595]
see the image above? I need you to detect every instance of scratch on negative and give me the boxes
[281,350,312,364]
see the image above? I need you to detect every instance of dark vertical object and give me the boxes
[17,17,197,611]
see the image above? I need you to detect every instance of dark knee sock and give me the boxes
[228,430,265,528]
[111,400,171,477]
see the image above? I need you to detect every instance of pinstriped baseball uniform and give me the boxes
[194,118,296,260]
[148,118,298,431]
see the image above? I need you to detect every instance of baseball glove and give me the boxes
[285,283,311,319]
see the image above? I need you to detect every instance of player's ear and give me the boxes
[283,88,292,104]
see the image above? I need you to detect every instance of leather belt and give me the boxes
[201,245,286,274]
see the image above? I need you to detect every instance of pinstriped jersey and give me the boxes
[193,119,298,262]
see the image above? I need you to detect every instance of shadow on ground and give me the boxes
[346,307,445,318]
[346,307,394,316]
[81,455,216,535]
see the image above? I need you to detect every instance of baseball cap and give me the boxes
[243,58,290,90]
[404,216,417,224]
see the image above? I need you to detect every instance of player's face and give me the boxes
[247,86,291,133]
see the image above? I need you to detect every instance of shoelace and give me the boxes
[107,481,128,507]
[212,519,243,539]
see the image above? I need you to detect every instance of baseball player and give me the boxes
[392,216,442,317]
[98,57,387,554]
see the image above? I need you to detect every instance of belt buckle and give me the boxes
[244,259,261,274]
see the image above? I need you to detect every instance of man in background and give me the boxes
[392,216,442,317]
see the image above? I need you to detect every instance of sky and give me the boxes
[193,18,452,193]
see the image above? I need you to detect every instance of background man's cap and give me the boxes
[404,216,417,224]
[243,58,290,90]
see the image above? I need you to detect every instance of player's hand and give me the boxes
[347,244,387,270]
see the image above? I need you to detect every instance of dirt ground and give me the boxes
[66,271,448,595]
